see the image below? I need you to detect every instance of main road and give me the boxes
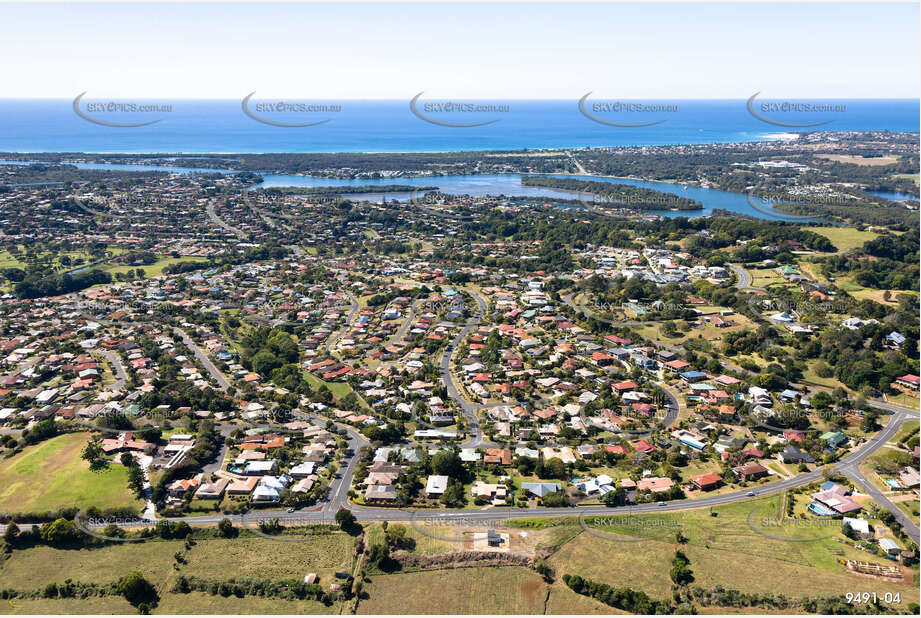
[46,407,914,543]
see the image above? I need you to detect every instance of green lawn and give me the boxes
[894,421,919,444]
[0,432,144,514]
[801,361,847,391]
[303,372,368,408]
[746,267,788,288]
[804,226,879,253]
[102,256,209,278]
[0,250,25,269]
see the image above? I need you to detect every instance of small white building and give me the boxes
[426,475,449,497]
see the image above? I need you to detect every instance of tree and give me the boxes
[23,419,58,444]
[440,481,465,508]
[335,508,358,533]
[669,549,694,586]
[544,457,566,480]
[860,411,879,433]
[540,491,570,507]
[602,487,627,507]
[431,450,464,478]
[366,541,395,571]
[128,465,145,496]
[117,571,159,608]
[3,521,20,544]
[217,518,236,538]
[534,559,554,582]
[39,518,82,546]
[384,524,414,550]
[842,521,856,540]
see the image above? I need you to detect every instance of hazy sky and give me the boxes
[1,2,918,99]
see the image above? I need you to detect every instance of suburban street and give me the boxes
[728,262,766,292]
[206,198,247,239]
[96,349,128,393]
[173,326,231,391]
[324,292,359,352]
[439,288,491,448]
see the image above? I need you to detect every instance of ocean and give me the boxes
[0,98,917,153]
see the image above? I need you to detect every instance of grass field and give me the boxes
[0,591,335,615]
[153,592,335,614]
[179,534,356,582]
[803,226,879,253]
[800,361,846,391]
[0,597,137,614]
[364,522,453,555]
[0,533,352,614]
[834,274,918,306]
[886,393,921,411]
[544,583,621,614]
[894,499,920,525]
[0,433,144,514]
[0,250,25,269]
[894,421,919,444]
[4,499,919,614]
[547,496,920,605]
[746,267,788,288]
[0,540,183,590]
[102,256,209,279]
[303,372,368,408]
[356,567,551,614]
[892,173,920,187]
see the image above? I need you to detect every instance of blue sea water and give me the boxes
[0,98,917,153]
